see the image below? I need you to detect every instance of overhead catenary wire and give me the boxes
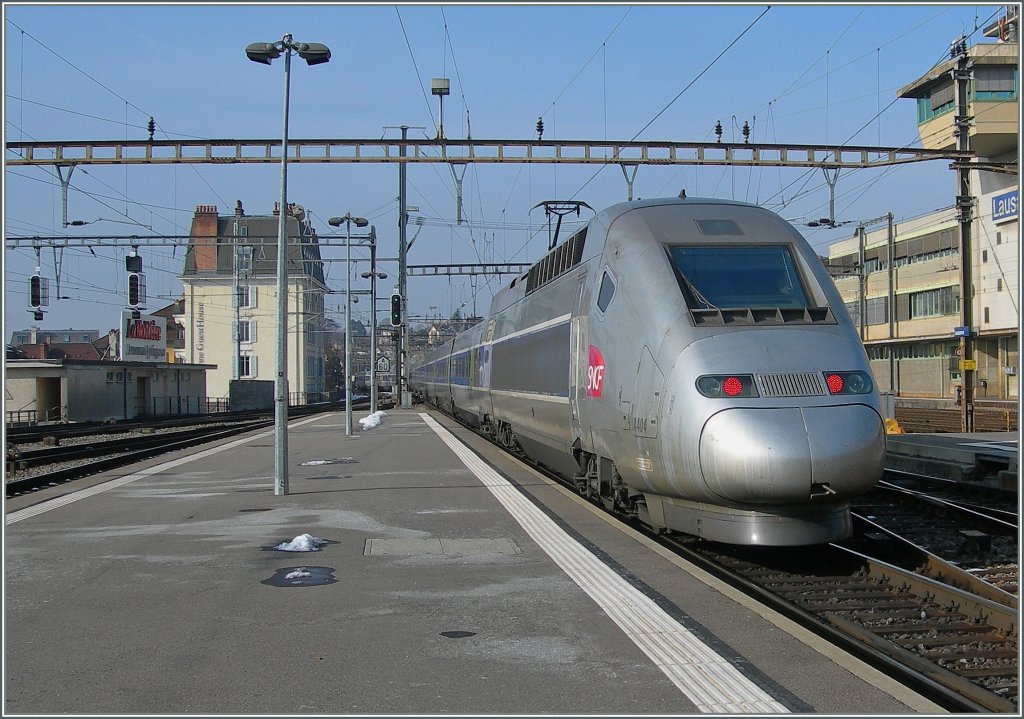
[5,18,233,235]
[567,5,772,202]
[766,9,1006,220]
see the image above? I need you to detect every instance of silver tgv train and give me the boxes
[409,196,885,545]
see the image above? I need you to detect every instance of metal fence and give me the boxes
[147,396,230,416]
[146,392,334,417]
[5,405,64,427]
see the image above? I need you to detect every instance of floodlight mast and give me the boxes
[245,34,330,496]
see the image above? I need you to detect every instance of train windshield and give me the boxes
[669,245,811,310]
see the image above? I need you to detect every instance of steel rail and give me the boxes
[668,536,1018,713]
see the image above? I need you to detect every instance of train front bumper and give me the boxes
[698,404,885,504]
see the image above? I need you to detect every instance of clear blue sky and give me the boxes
[3,2,1007,336]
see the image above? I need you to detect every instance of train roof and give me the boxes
[598,196,762,223]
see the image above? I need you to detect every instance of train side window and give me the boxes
[597,271,616,313]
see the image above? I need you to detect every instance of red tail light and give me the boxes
[722,377,744,396]
[696,374,758,398]
[824,370,873,395]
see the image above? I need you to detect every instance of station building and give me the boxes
[175,201,328,403]
[6,312,212,425]
[5,359,212,424]
[828,15,1018,404]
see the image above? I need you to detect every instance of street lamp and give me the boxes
[328,213,368,436]
[246,34,331,496]
[360,228,388,412]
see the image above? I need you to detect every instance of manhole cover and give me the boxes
[261,566,337,587]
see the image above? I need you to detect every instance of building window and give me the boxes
[983,249,988,262]
[973,65,1017,101]
[865,297,887,325]
[916,81,955,123]
[909,286,957,318]
[236,245,253,273]
[239,353,257,378]
[868,342,955,360]
[238,320,256,343]
[238,285,256,308]
[846,298,889,327]
[998,278,1003,291]
[984,307,990,323]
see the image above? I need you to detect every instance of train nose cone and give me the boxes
[699,406,884,504]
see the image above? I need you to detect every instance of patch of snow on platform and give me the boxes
[284,568,312,579]
[359,410,388,430]
[275,534,326,552]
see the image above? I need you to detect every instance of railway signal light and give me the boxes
[27,272,48,313]
[390,293,403,326]
[29,275,42,308]
[127,272,146,308]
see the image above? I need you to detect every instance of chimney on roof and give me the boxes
[273,202,280,216]
[235,200,244,218]
[190,204,220,271]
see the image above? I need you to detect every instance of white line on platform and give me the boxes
[5,414,327,525]
[420,413,789,714]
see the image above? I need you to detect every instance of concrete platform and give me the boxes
[886,431,1018,488]
[5,408,943,714]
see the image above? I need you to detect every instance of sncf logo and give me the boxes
[586,345,605,397]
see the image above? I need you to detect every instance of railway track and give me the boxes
[5,401,385,497]
[668,537,1018,712]
[5,419,273,496]
[883,468,1019,522]
[850,481,1018,604]
[4,402,346,445]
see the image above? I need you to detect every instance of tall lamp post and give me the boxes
[360,227,387,413]
[245,34,331,496]
[329,213,368,436]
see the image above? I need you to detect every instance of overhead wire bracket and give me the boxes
[620,163,640,201]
